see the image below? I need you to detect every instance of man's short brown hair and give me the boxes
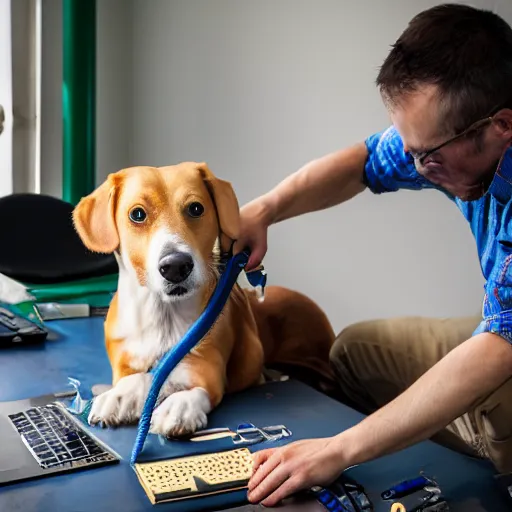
[376,4,512,134]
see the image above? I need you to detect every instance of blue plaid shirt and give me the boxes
[364,126,512,344]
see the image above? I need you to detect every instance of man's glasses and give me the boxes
[412,115,494,170]
[410,99,511,170]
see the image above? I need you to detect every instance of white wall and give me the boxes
[96,0,134,181]
[129,0,512,332]
[38,0,512,334]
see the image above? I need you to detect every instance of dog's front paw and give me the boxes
[88,373,152,427]
[150,388,211,437]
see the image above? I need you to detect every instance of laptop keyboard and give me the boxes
[8,403,118,469]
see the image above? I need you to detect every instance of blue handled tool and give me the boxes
[381,475,435,500]
[312,486,353,511]
[130,248,254,464]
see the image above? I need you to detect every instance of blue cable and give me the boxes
[130,249,250,464]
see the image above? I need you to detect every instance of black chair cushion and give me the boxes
[0,193,118,284]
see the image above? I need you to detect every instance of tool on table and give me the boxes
[53,388,79,399]
[311,473,372,511]
[188,423,292,445]
[381,475,437,501]
[233,422,291,445]
[381,474,448,512]
[35,303,108,320]
[312,486,354,512]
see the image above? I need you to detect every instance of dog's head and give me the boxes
[73,162,240,302]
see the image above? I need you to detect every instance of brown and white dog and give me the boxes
[73,162,335,437]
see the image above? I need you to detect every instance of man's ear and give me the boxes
[494,109,512,140]
[197,162,240,252]
[72,174,120,253]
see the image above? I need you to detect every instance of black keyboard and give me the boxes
[8,403,118,469]
[0,305,47,346]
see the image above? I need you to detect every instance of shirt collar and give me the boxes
[487,146,512,204]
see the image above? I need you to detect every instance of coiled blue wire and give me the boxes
[130,249,250,464]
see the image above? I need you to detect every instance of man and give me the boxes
[236,4,512,507]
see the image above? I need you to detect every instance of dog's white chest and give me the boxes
[124,321,183,372]
[116,286,198,375]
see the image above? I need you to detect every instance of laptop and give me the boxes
[0,392,119,486]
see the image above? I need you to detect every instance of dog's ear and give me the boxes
[197,162,240,252]
[72,174,120,253]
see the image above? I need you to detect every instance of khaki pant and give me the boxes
[329,315,512,473]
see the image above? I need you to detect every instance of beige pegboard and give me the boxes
[134,448,253,504]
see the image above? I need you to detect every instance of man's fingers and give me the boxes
[248,243,266,270]
[251,449,273,473]
[247,464,289,504]
[237,238,266,270]
[232,240,260,270]
[248,450,278,491]
[247,255,260,271]
[245,249,263,271]
[261,476,303,507]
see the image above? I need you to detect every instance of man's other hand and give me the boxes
[247,437,345,507]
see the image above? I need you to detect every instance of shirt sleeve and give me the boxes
[476,234,512,345]
[474,313,512,344]
[364,125,437,194]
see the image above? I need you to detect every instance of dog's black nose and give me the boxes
[159,252,194,283]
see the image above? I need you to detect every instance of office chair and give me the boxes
[0,193,117,285]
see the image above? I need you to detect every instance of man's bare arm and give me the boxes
[255,142,368,226]
[335,332,512,465]
[236,142,368,269]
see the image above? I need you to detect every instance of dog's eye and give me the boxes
[129,207,147,223]
[187,202,204,218]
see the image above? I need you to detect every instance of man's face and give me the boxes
[388,85,510,201]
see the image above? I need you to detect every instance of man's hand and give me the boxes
[247,438,345,507]
[234,197,274,271]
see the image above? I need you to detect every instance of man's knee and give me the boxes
[328,318,411,411]
[329,315,483,411]
[328,320,383,411]
[330,314,482,374]
[329,321,374,367]
[329,317,422,374]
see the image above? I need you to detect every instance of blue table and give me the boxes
[0,317,509,512]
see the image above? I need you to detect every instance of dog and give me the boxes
[73,162,336,437]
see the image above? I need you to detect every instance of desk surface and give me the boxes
[0,317,509,512]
